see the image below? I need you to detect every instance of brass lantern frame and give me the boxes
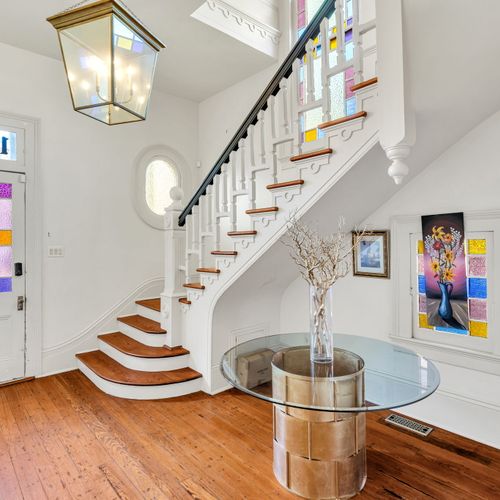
[47,0,165,125]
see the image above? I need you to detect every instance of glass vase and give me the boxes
[309,284,334,364]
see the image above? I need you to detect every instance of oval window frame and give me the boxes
[133,145,190,230]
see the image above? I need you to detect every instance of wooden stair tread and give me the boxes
[290,148,333,162]
[196,268,220,274]
[184,283,205,290]
[76,351,201,386]
[98,332,188,358]
[135,298,161,312]
[350,77,378,92]
[211,250,238,256]
[227,230,257,237]
[179,297,191,305]
[246,207,279,215]
[318,111,367,130]
[267,179,304,190]
[117,314,166,334]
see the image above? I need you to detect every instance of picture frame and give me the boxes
[352,230,390,278]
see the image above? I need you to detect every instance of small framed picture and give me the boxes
[352,230,390,278]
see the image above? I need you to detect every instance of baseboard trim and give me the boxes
[0,376,35,388]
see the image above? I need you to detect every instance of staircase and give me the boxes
[76,298,202,399]
[77,0,412,399]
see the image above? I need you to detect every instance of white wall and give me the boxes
[0,42,198,375]
[280,110,500,447]
[197,64,277,181]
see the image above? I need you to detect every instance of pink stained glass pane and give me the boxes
[0,199,12,230]
[345,67,355,99]
[418,254,424,274]
[469,299,487,321]
[0,246,12,278]
[468,255,487,277]
[297,11,306,29]
[418,294,427,314]
[0,183,12,199]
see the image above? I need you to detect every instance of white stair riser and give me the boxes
[77,360,202,400]
[98,340,190,371]
[136,305,161,322]
[118,322,166,347]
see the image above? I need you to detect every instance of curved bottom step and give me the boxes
[76,351,202,400]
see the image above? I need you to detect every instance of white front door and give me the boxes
[0,171,26,382]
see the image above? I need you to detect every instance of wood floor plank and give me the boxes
[0,373,499,500]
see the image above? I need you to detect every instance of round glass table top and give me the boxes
[221,333,440,412]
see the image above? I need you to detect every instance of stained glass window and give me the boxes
[0,131,16,161]
[0,184,12,292]
[417,238,488,338]
[145,159,179,216]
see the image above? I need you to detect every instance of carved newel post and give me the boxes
[160,187,186,348]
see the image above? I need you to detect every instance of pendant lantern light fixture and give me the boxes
[47,0,165,125]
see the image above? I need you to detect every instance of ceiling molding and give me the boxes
[192,0,281,59]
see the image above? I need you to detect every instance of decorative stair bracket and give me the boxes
[375,0,415,184]
[160,187,186,348]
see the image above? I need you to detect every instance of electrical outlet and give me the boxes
[48,246,64,257]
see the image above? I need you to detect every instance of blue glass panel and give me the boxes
[0,277,12,293]
[418,275,426,294]
[435,326,469,335]
[468,278,487,298]
[345,97,356,116]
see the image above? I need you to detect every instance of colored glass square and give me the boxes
[132,40,144,53]
[468,278,487,298]
[417,254,424,274]
[345,29,353,43]
[418,294,427,314]
[468,255,487,277]
[0,246,12,277]
[330,38,337,50]
[305,129,317,142]
[418,240,424,254]
[0,277,11,292]
[0,230,12,246]
[468,239,486,255]
[117,36,133,51]
[0,183,12,199]
[435,326,469,335]
[469,321,488,338]
[419,313,432,329]
[469,299,487,321]
[418,275,426,294]
[0,199,12,230]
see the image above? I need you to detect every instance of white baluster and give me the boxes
[320,18,332,122]
[290,59,301,156]
[279,78,289,136]
[238,138,246,191]
[305,40,315,104]
[185,213,192,282]
[198,195,205,269]
[257,110,266,166]
[352,0,363,84]
[213,174,221,250]
[229,152,237,231]
[335,0,346,67]
[246,125,256,212]
[221,163,229,213]
[264,100,277,184]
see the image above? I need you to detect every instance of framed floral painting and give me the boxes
[352,231,390,278]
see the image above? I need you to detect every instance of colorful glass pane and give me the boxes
[0,278,12,293]
[468,239,486,254]
[468,255,487,277]
[470,321,488,338]
[0,246,12,278]
[469,299,487,321]
[0,199,12,230]
[0,230,12,246]
[0,131,17,161]
[468,278,487,299]
[0,183,12,199]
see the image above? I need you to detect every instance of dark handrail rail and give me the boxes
[179,0,336,226]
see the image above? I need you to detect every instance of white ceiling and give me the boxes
[0,0,277,102]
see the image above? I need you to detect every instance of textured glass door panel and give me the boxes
[0,199,12,230]
[0,131,16,161]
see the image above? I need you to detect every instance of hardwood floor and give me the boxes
[0,371,499,499]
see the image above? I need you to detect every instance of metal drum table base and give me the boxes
[271,347,367,499]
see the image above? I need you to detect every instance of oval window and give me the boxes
[145,159,179,215]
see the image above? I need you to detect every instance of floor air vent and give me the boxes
[385,414,433,437]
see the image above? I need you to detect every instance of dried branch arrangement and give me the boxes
[281,215,363,289]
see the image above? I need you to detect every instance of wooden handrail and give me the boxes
[178,0,336,226]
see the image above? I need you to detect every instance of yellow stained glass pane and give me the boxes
[117,36,133,51]
[468,239,486,255]
[417,240,424,255]
[305,129,317,142]
[313,36,319,45]
[0,230,12,246]
[470,321,488,338]
[418,314,432,330]
[330,38,337,50]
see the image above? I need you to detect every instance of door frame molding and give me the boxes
[0,112,42,377]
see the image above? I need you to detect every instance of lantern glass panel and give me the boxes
[112,15,157,119]
[59,16,112,109]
